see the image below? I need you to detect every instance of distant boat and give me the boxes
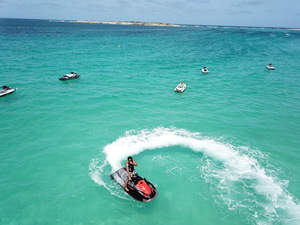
[59,72,80,80]
[266,64,275,70]
[202,67,209,73]
[0,86,15,97]
[174,82,186,92]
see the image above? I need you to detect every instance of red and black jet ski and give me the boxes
[111,167,158,202]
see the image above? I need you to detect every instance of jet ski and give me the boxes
[59,72,80,80]
[174,82,186,92]
[111,167,158,202]
[266,64,275,70]
[201,67,209,73]
[0,86,15,97]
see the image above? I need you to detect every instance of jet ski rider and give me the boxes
[125,156,138,191]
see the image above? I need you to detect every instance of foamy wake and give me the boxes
[89,127,300,224]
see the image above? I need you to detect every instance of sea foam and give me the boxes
[89,127,300,224]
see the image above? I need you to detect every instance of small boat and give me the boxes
[111,167,158,203]
[202,67,209,73]
[59,72,80,80]
[266,64,275,70]
[0,86,15,97]
[174,82,186,92]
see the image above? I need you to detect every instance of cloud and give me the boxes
[79,0,176,14]
[0,0,6,7]
[49,0,213,17]
[77,2,126,13]
[131,0,212,15]
[225,9,251,15]
[231,0,264,7]
[12,2,65,10]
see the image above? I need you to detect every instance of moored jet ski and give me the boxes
[59,72,80,80]
[266,64,275,70]
[0,86,15,97]
[201,67,209,73]
[174,82,186,92]
[111,167,158,202]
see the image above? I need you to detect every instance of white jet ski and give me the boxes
[266,64,275,70]
[201,67,209,73]
[59,72,80,80]
[174,82,186,92]
[0,86,15,97]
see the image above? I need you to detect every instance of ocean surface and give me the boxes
[1,18,300,225]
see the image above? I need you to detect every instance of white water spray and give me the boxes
[89,127,300,224]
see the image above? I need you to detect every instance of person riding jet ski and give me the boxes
[125,156,138,191]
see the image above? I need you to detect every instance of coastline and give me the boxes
[51,20,300,30]
[65,20,181,27]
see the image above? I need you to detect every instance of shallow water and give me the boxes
[1,19,300,225]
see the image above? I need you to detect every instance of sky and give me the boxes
[0,0,299,28]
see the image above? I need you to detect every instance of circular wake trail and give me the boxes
[89,127,300,224]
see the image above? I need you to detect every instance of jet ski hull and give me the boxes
[0,88,15,97]
[111,167,158,202]
[202,69,209,73]
[174,83,186,92]
[58,72,80,80]
[267,66,275,70]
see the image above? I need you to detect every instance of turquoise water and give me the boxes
[1,18,300,225]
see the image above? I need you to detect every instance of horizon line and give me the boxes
[1,17,299,30]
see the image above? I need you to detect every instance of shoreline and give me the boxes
[65,20,181,27]
[50,19,300,30]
